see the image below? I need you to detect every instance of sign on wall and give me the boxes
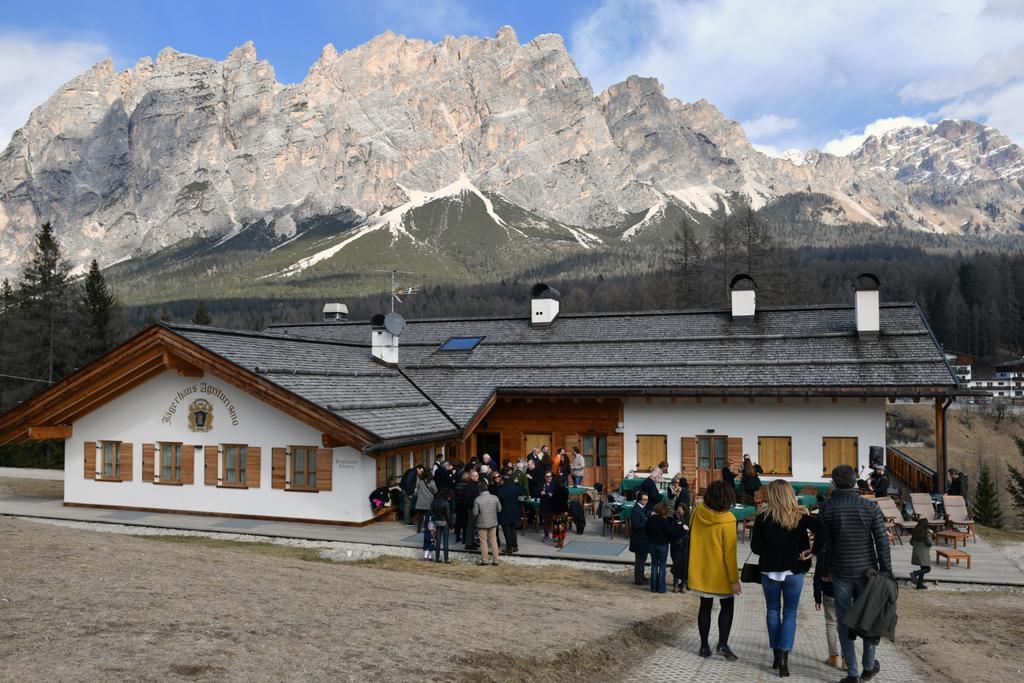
[161,382,240,429]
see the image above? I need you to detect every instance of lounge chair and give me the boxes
[873,497,914,544]
[910,493,946,530]
[943,495,977,542]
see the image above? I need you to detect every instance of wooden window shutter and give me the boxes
[142,444,155,483]
[564,433,580,454]
[271,448,287,489]
[119,442,133,481]
[204,446,219,486]
[376,455,386,488]
[316,448,333,491]
[247,446,261,488]
[181,445,195,485]
[84,442,96,479]
[681,437,697,483]
[726,437,743,470]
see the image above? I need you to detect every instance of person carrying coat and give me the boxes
[630,492,651,585]
[688,480,741,661]
[414,472,438,532]
[496,476,525,555]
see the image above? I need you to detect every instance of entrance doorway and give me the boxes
[581,434,608,488]
[524,433,551,461]
[475,432,501,467]
[697,435,727,492]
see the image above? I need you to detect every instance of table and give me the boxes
[935,529,970,549]
[789,481,833,497]
[936,548,971,570]
[730,505,756,521]
[620,478,646,493]
[797,494,818,508]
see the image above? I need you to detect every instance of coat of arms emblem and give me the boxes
[188,399,213,432]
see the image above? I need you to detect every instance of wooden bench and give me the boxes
[936,548,971,570]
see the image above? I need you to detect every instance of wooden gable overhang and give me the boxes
[0,325,375,449]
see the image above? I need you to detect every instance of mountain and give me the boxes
[1,27,1023,295]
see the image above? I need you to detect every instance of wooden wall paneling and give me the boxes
[271,448,286,489]
[142,443,155,482]
[605,434,624,488]
[376,454,387,488]
[181,445,195,484]
[84,441,96,479]
[727,437,743,472]
[204,446,219,486]
[247,446,261,488]
[119,442,133,481]
[681,437,697,487]
[316,448,333,491]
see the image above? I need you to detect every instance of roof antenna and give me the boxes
[372,269,420,312]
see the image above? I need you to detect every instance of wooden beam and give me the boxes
[163,352,203,378]
[322,434,347,448]
[27,425,72,440]
[912,396,921,403]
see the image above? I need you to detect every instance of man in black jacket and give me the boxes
[400,464,423,523]
[820,464,892,683]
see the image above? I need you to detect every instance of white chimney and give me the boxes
[530,283,561,326]
[322,303,349,321]
[855,273,881,337]
[371,313,405,365]
[730,274,757,318]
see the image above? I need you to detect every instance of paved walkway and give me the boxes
[1,492,1021,585]
[635,579,928,682]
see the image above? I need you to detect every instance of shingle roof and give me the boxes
[169,302,958,447]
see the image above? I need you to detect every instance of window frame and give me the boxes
[100,441,121,480]
[582,434,607,468]
[221,444,248,488]
[757,436,793,476]
[438,336,484,352]
[696,435,727,470]
[290,445,318,491]
[158,442,183,484]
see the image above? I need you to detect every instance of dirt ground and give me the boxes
[0,476,63,497]
[896,587,1024,682]
[0,517,690,682]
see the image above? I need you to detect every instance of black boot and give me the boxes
[772,648,782,670]
[779,650,789,677]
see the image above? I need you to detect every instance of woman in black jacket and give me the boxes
[751,480,828,677]
[740,457,762,505]
[645,501,672,593]
[551,477,570,548]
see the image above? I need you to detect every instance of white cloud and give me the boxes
[0,31,110,151]
[822,116,930,156]
[741,114,799,140]
[570,0,1024,147]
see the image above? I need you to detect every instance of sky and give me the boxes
[3,0,1024,156]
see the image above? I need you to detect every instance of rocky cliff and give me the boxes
[1,27,1022,280]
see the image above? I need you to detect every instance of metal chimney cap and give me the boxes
[729,273,757,290]
[370,314,387,328]
[854,273,881,291]
[530,282,561,299]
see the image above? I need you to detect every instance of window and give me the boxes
[421,446,436,468]
[582,435,607,467]
[223,445,247,485]
[439,336,484,351]
[697,436,727,470]
[758,436,792,476]
[822,437,858,475]
[291,446,317,489]
[160,443,182,482]
[636,434,667,471]
[102,441,120,479]
[387,454,402,482]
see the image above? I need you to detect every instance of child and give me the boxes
[423,516,436,561]
[552,512,568,549]
[813,554,841,668]
[669,502,690,592]
[910,518,933,589]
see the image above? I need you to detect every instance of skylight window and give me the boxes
[439,336,484,351]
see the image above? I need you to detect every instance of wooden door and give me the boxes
[696,435,727,492]
[573,433,608,488]
[636,434,667,471]
[524,433,551,455]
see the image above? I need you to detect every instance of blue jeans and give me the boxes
[833,576,876,678]
[761,573,804,652]
[649,544,669,593]
[573,475,583,486]
[434,525,449,562]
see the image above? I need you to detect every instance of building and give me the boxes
[0,276,961,524]
[943,351,973,383]
[994,360,1024,400]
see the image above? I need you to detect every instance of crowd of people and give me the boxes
[393,445,590,565]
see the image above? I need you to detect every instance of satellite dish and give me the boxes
[383,312,406,337]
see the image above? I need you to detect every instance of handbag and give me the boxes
[740,550,761,584]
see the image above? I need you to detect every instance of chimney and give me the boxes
[322,303,349,321]
[854,273,881,337]
[530,283,561,326]
[371,313,405,365]
[729,274,757,318]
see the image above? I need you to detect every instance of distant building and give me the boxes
[943,351,973,383]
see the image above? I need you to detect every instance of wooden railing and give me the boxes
[887,446,938,494]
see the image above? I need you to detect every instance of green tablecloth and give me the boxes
[797,494,818,508]
[620,500,636,521]
[567,486,590,497]
[730,505,756,521]
[789,481,833,497]
[620,477,646,493]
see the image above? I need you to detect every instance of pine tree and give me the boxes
[17,223,76,383]
[81,259,118,360]
[1006,437,1024,525]
[972,462,1004,529]
[192,301,212,325]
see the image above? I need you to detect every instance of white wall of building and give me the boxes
[65,370,377,523]
[622,397,886,481]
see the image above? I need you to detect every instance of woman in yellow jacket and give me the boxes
[688,479,741,661]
